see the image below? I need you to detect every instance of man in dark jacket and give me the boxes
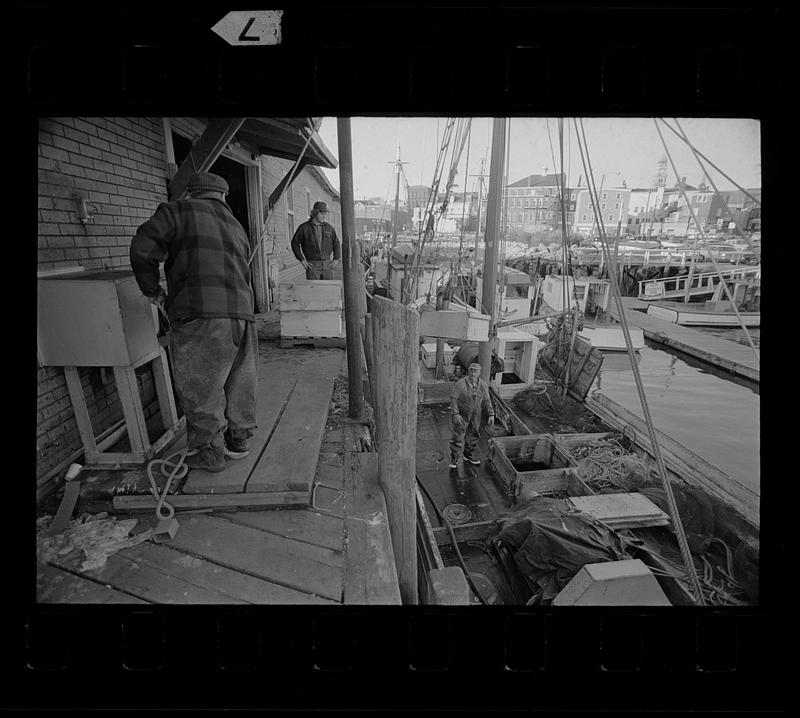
[449,362,495,469]
[290,201,341,279]
[130,172,257,473]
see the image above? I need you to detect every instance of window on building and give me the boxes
[571,193,576,201]
[524,199,530,208]
[582,214,588,221]
[608,214,613,222]
[286,188,295,239]
[615,203,619,210]
[601,203,606,210]
[616,192,621,199]
[602,192,607,200]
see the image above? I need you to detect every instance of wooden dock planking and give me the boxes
[164,514,344,601]
[181,364,298,495]
[76,550,251,604]
[342,450,402,605]
[90,541,335,604]
[245,358,339,494]
[37,562,149,604]
[218,509,345,553]
[609,297,759,382]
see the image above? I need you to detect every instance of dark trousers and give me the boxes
[306,260,334,280]
[450,415,479,462]
[170,317,258,451]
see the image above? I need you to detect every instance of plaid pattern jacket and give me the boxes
[130,197,254,322]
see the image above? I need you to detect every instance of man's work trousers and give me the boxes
[450,415,479,463]
[169,317,258,451]
[306,260,334,280]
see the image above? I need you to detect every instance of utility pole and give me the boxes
[386,144,408,300]
[337,118,365,418]
[470,155,489,253]
[478,119,507,384]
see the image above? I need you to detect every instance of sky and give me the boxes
[315,117,761,201]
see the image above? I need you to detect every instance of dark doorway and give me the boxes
[171,132,250,236]
[171,132,257,310]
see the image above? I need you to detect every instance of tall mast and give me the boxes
[478,119,507,383]
[471,155,488,252]
[386,144,407,299]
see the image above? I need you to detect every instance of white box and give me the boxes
[37,269,159,367]
[419,308,490,342]
[280,310,343,338]
[421,342,453,369]
[278,280,343,311]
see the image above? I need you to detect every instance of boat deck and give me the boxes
[36,315,401,605]
[608,297,759,382]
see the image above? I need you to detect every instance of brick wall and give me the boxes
[259,156,342,287]
[37,117,169,482]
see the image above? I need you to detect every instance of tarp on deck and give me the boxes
[493,497,642,601]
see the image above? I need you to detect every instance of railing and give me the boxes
[638,266,761,301]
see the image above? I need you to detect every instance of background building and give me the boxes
[504,170,573,237]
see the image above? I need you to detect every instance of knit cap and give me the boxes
[186,172,229,194]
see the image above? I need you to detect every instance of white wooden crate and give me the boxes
[280,310,343,338]
[278,280,343,311]
[420,342,453,369]
[419,308,490,341]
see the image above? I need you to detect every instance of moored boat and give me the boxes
[646,274,760,327]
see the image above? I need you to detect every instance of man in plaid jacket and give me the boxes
[130,172,257,472]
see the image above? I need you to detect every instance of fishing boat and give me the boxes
[647,274,760,327]
[537,273,645,351]
[410,116,758,607]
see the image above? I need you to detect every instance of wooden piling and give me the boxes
[364,312,377,409]
[371,294,419,604]
[337,118,365,418]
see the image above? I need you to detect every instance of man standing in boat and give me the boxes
[449,362,495,469]
[290,201,341,280]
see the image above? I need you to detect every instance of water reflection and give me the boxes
[591,344,759,492]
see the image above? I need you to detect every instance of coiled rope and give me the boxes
[571,438,651,492]
[145,449,189,520]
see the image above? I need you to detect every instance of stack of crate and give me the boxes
[279,280,344,344]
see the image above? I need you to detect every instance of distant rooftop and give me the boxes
[508,172,566,188]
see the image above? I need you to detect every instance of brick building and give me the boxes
[36,117,338,492]
[572,185,631,236]
[504,172,574,235]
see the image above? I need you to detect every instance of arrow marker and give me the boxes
[211,10,283,46]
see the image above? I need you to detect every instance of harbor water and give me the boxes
[592,340,760,493]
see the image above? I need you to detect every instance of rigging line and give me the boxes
[411,118,470,302]
[671,119,760,350]
[416,122,455,262]
[658,118,761,208]
[248,117,320,266]
[409,118,457,300]
[497,117,511,304]
[456,120,473,278]
[546,117,570,317]
[574,119,706,607]
[654,119,760,363]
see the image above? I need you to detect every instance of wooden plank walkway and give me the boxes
[37,332,402,605]
[182,351,341,496]
[609,297,759,382]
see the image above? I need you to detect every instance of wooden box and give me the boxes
[487,434,594,499]
[419,308,490,342]
[420,342,453,369]
[278,281,343,311]
[37,269,159,367]
[280,310,343,338]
